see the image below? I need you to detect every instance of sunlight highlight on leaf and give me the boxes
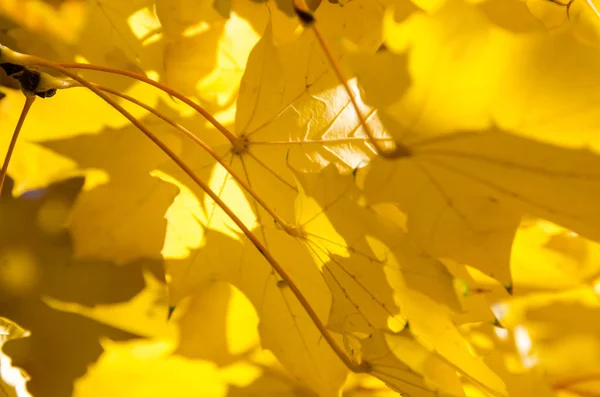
[5,0,600,395]
[127,7,161,41]
[205,162,258,239]
[73,339,227,397]
[513,325,537,369]
[0,317,31,397]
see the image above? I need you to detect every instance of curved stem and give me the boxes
[55,62,239,145]
[16,55,366,373]
[549,0,576,19]
[292,0,411,159]
[0,95,36,194]
[93,83,296,232]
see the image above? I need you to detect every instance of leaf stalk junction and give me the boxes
[0,43,371,374]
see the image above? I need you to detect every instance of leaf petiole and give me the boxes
[92,83,297,232]
[0,95,35,194]
[291,0,412,159]
[55,62,240,145]
[0,46,369,374]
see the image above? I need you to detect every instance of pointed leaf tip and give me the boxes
[167,305,176,320]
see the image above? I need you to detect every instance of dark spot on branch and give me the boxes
[294,5,315,26]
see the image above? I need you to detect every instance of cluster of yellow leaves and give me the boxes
[2,0,600,396]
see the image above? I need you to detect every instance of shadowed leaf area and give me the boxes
[0,176,165,397]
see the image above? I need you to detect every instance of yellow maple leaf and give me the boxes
[173,281,260,364]
[358,329,464,396]
[497,288,600,396]
[0,0,86,43]
[7,0,600,396]
[39,101,183,262]
[288,165,506,394]
[352,0,600,288]
[461,323,555,397]
[167,229,348,396]
[72,339,227,397]
[510,218,600,292]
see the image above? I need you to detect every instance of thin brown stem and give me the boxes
[548,0,576,18]
[0,95,36,194]
[12,54,366,373]
[292,0,411,159]
[93,83,296,232]
[55,62,239,145]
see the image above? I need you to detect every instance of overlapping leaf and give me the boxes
[167,227,348,396]
[354,0,600,288]
[497,289,600,396]
[0,177,162,397]
[39,101,182,262]
[290,166,506,395]
[4,0,600,396]
[72,339,227,397]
